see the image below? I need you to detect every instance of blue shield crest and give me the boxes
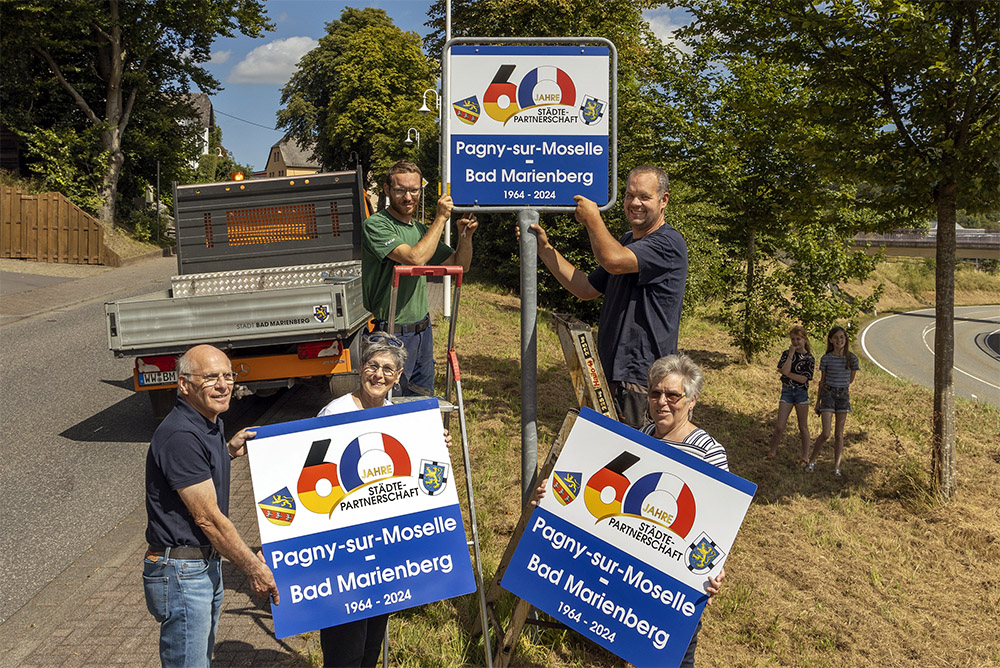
[418,459,449,496]
[579,95,606,125]
[313,304,330,323]
[453,96,481,125]
[685,532,725,574]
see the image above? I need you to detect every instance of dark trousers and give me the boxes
[611,381,649,430]
[680,620,702,668]
[319,614,389,668]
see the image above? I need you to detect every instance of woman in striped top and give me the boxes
[640,353,727,667]
[807,326,859,476]
[640,354,729,470]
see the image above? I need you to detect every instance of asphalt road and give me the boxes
[859,305,1000,407]
[0,257,332,624]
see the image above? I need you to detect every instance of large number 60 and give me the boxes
[583,451,697,538]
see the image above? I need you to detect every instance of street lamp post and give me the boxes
[404,128,423,224]
[418,89,453,318]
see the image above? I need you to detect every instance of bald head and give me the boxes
[177,345,234,422]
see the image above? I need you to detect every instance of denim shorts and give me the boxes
[819,385,851,413]
[779,384,810,405]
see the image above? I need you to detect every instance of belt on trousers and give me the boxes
[372,314,429,335]
[145,545,218,561]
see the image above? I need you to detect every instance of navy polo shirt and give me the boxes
[145,397,230,547]
[588,222,688,386]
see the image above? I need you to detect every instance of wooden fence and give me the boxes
[1,186,104,264]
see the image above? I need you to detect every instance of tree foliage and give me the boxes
[278,7,437,190]
[671,0,1000,496]
[662,53,890,360]
[0,0,272,228]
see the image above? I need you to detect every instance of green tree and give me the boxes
[1,0,272,228]
[674,0,1000,497]
[664,54,887,360]
[277,7,437,190]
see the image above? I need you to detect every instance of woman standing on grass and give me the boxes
[767,325,814,464]
[807,326,859,476]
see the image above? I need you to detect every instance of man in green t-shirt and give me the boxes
[361,160,478,395]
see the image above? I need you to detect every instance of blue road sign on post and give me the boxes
[444,41,616,212]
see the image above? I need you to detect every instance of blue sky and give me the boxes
[204,0,687,172]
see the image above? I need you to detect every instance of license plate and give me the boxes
[139,370,178,387]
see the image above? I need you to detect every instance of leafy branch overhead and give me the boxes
[0,0,273,227]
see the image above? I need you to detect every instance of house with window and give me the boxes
[265,137,320,178]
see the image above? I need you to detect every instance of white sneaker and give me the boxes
[834,469,841,477]
[806,463,815,473]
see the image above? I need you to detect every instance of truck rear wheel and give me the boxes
[149,388,176,421]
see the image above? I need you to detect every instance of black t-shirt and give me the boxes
[145,398,230,547]
[777,349,815,389]
[588,223,688,386]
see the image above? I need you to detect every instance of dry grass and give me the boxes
[312,270,999,667]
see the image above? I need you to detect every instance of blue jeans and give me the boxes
[143,554,223,668]
[398,324,435,397]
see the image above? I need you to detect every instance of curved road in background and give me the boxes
[860,305,1000,408]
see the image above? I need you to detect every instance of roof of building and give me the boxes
[184,93,214,129]
[273,136,320,169]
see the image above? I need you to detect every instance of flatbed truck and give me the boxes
[105,169,372,418]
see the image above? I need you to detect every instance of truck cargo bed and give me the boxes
[107,262,368,356]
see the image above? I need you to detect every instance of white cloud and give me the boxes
[228,36,318,84]
[210,49,232,64]
[644,8,694,54]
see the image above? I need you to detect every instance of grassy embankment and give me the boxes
[304,261,999,668]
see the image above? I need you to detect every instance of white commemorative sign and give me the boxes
[501,408,756,667]
[447,44,612,208]
[246,399,476,639]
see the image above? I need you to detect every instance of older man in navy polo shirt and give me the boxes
[143,344,279,667]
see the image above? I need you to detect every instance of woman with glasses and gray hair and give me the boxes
[641,353,728,470]
[314,332,450,667]
[534,353,729,667]
[319,332,407,416]
[315,332,402,667]
[641,353,727,668]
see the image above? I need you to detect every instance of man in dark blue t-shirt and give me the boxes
[144,344,279,667]
[528,165,687,429]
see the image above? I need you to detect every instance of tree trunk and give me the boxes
[742,228,756,362]
[931,184,957,499]
[97,128,125,228]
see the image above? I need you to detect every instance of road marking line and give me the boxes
[921,321,1000,391]
[861,307,1000,390]
[860,314,899,378]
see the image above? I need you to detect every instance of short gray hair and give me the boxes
[647,353,704,399]
[363,331,407,369]
[628,165,669,199]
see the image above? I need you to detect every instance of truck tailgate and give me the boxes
[106,278,368,355]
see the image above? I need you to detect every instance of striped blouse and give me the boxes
[819,352,859,388]
[640,425,730,472]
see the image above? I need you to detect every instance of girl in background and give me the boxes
[807,326,859,476]
[767,325,814,463]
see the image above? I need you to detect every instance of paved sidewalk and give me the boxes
[0,254,321,665]
[0,386,319,667]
